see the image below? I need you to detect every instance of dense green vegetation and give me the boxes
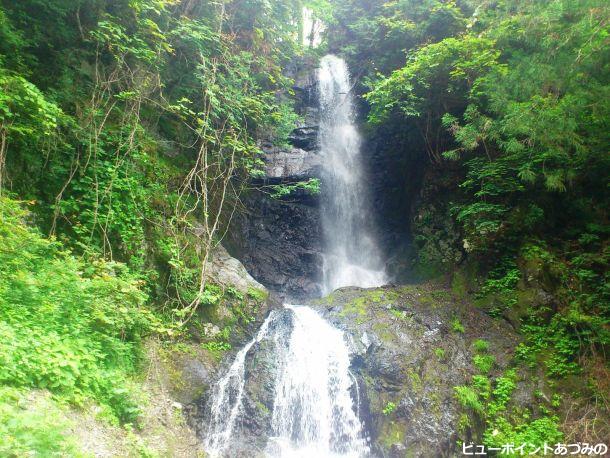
[0,0,326,309]
[0,197,154,454]
[328,0,609,447]
[0,0,321,454]
[0,0,608,454]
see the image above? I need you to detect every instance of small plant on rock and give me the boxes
[382,401,397,415]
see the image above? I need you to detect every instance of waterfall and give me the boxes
[318,55,387,294]
[265,305,369,457]
[203,55,385,457]
[203,310,281,454]
[204,306,369,457]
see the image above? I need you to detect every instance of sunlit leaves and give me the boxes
[366,36,500,124]
[0,198,154,423]
[0,71,64,136]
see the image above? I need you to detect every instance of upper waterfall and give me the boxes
[318,55,387,294]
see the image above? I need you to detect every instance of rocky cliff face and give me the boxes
[314,283,519,457]
[225,62,324,300]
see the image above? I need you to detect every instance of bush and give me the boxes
[0,387,82,457]
[451,317,465,333]
[0,198,155,424]
[474,355,496,374]
[454,385,484,414]
[484,416,563,454]
[382,401,397,415]
[473,339,489,353]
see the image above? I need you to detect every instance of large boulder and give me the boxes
[312,283,521,457]
[206,243,266,294]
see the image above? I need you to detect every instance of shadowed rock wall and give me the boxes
[225,60,324,300]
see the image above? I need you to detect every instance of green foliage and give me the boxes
[0,0,306,312]
[202,341,232,362]
[453,367,564,451]
[472,339,489,353]
[0,198,155,424]
[451,316,465,333]
[475,259,520,316]
[366,0,610,262]
[516,315,584,378]
[382,401,397,416]
[0,4,308,452]
[367,36,501,128]
[487,370,517,417]
[484,416,563,455]
[471,375,491,400]
[454,385,484,415]
[514,241,609,378]
[247,287,269,302]
[434,347,445,359]
[0,387,83,457]
[270,178,321,199]
[327,0,470,77]
[473,355,495,375]
[270,102,302,146]
[353,2,609,439]
[0,70,64,137]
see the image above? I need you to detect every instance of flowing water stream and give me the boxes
[318,54,387,294]
[203,55,386,457]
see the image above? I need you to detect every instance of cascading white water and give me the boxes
[265,305,369,457]
[203,55,386,457]
[318,55,387,294]
[204,306,369,457]
[204,310,280,455]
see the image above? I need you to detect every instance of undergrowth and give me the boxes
[0,197,161,454]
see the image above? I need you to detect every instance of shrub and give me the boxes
[474,355,496,374]
[0,198,155,424]
[451,317,465,333]
[454,385,484,414]
[484,416,563,453]
[473,339,489,353]
[0,387,82,457]
[382,401,397,415]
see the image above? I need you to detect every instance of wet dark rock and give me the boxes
[192,310,294,457]
[287,126,319,150]
[225,62,323,300]
[225,191,323,300]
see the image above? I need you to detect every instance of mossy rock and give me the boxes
[309,282,521,456]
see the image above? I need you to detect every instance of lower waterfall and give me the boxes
[266,306,368,457]
[203,306,370,457]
